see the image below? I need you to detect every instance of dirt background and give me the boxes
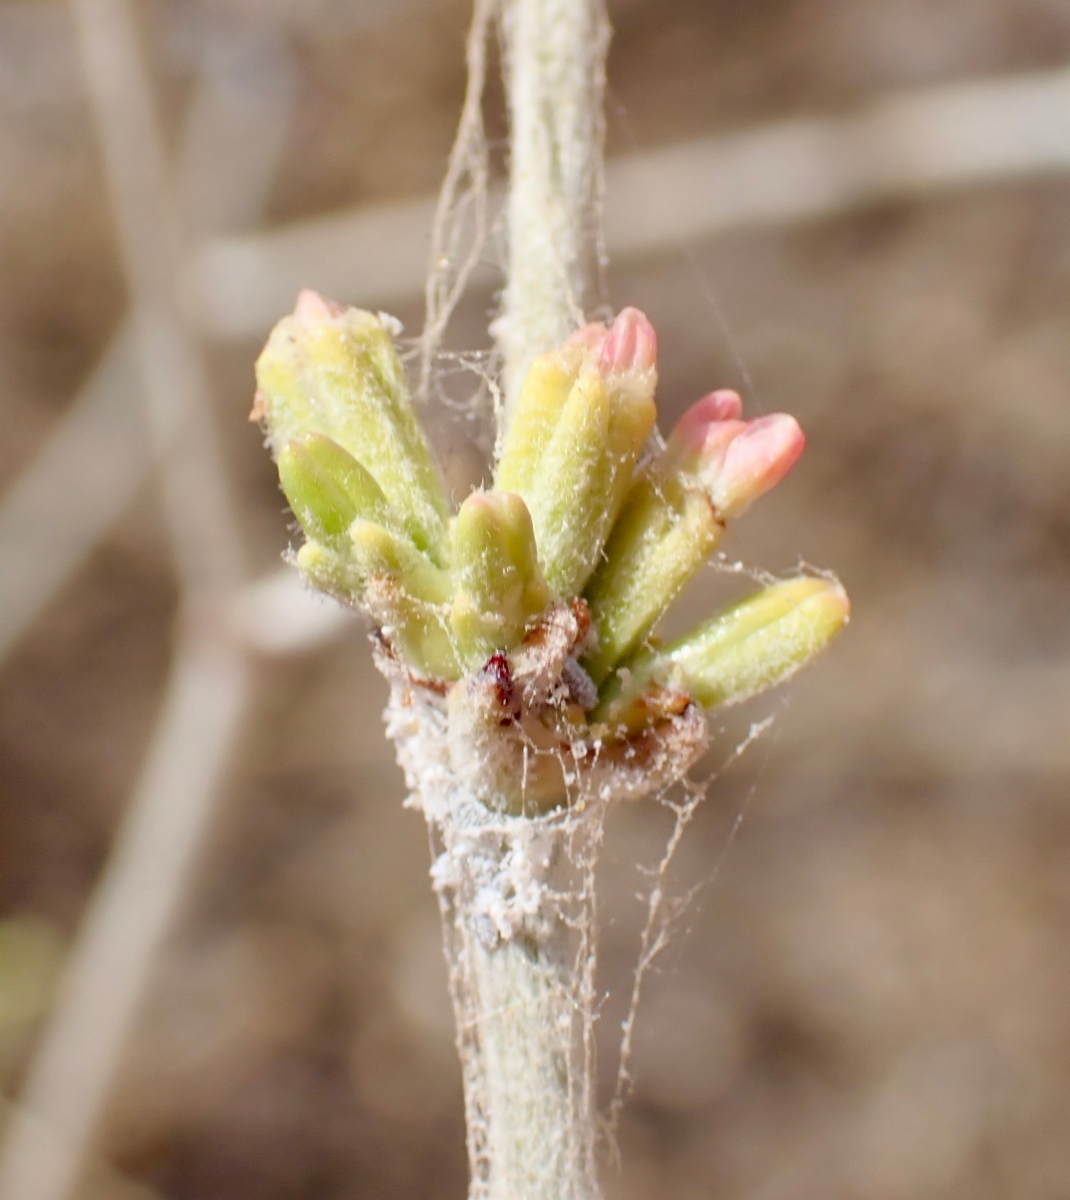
[2,1,1070,1197]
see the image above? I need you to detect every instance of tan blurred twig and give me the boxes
[0,19,296,665]
[0,322,146,663]
[198,65,1070,339]
[0,5,293,1199]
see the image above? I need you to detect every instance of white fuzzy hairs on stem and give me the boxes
[413,4,613,1198]
[421,0,610,426]
[383,656,608,1200]
[496,0,610,416]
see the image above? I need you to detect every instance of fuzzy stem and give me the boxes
[497,0,609,417]
[468,936,587,1200]
[432,789,601,1200]
[414,2,611,1194]
[482,2,607,1190]
[385,667,602,1200]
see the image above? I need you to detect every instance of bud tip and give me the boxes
[565,322,609,357]
[599,307,657,375]
[713,414,805,518]
[692,388,744,422]
[294,289,343,324]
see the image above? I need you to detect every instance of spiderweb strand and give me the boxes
[607,717,775,1137]
[421,0,611,432]
[419,0,498,402]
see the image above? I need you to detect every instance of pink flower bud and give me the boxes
[565,321,609,357]
[688,420,748,475]
[690,389,743,422]
[294,289,343,324]
[667,395,745,464]
[665,400,804,519]
[710,413,804,518]
[599,307,657,375]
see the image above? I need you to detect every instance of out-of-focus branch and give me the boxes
[68,0,242,597]
[0,638,247,1200]
[0,322,146,663]
[197,66,1070,339]
[0,24,296,664]
[0,6,295,1200]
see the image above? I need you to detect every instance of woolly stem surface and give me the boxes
[498,0,608,417]
[414,1,610,1193]
[467,934,588,1200]
[384,661,603,1200]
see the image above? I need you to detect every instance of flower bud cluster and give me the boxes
[254,292,848,767]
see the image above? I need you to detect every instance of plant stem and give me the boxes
[405,2,611,1194]
[468,935,584,1200]
[437,810,600,1200]
[498,0,609,416]
[484,0,609,1151]
[483,2,607,1191]
[385,669,602,1200]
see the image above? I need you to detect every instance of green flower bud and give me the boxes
[583,393,805,685]
[255,291,449,563]
[294,539,367,606]
[349,521,459,679]
[502,309,657,598]
[595,576,849,729]
[449,492,550,669]
[581,470,721,686]
[494,333,592,498]
[258,299,847,714]
[294,520,459,680]
[348,520,452,607]
[278,433,391,548]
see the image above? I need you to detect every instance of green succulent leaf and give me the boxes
[494,310,658,599]
[259,294,846,713]
[595,576,850,728]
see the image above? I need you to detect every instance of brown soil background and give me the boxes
[2,1,1070,1197]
